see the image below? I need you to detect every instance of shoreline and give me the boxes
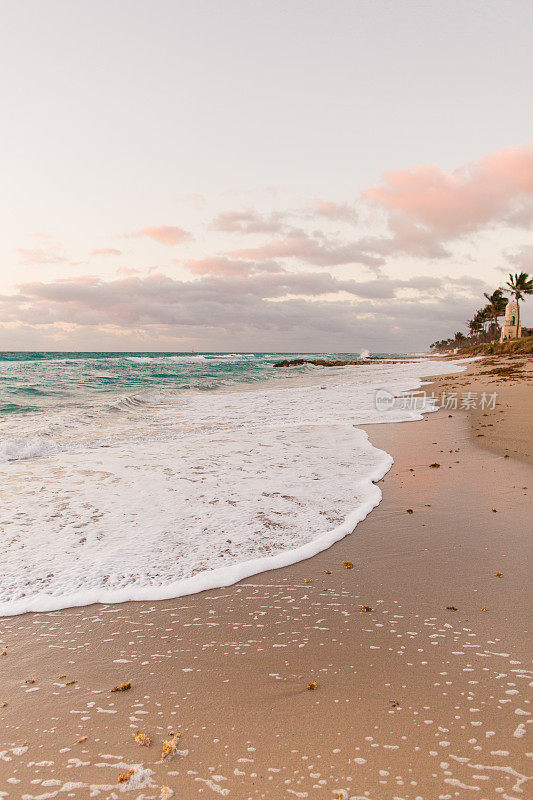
[0,356,531,799]
[0,439,391,618]
[0,356,465,618]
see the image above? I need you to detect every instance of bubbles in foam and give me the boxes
[0,436,61,463]
[0,357,466,615]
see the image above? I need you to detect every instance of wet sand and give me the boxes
[0,358,531,799]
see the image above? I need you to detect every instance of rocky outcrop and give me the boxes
[273,358,393,368]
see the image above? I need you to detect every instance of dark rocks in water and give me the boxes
[273,357,395,368]
[273,358,362,368]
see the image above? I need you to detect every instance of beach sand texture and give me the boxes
[0,357,531,799]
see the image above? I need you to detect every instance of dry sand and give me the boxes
[0,357,531,800]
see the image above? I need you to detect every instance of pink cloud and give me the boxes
[132,225,192,245]
[91,248,122,256]
[228,229,383,269]
[17,246,67,265]
[210,208,286,234]
[364,143,533,244]
[185,257,285,277]
[312,198,358,224]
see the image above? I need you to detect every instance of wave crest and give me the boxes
[0,436,61,463]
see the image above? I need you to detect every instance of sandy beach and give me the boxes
[2,2,531,797]
[0,356,531,800]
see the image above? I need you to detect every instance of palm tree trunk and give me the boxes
[516,299,520,338]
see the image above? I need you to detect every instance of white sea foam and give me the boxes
[0,436,61,463]
[108,391,164,412]
[0,358,466,616]
[126,353,257,364]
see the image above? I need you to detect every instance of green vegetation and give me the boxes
[455,335,533,357]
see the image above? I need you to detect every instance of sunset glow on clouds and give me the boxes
[1,1,531,351]
[131,225,193,246]
[364,143,533,249]
[2,142,533,351]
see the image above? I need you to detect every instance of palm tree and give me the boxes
[483,307,493,339]
[483,289,508,340]
[468,318,482,341]
[474,308,485,339]
[483,287,502,339]
[505,272,533,338]
[474,308,491,341]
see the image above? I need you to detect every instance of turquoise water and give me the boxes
[0,351,394,416]
[0,351,462,615]
[0,350,400,464]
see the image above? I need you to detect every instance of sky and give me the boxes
[1,0,532,352]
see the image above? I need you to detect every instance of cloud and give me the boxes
[210,200,359,236]
[363,143,533,255]
[505,244,533,273]
[173,193,206,210]
[228,229,384,269]
[185,257,286,277]
[312,198,358,224]
[16,245,67,265]
[130,225,192,245]
[209,208,287,234]
[6,144,529,350]
[91,248,122,256]
[354,223,450,260]
[0,270,485,339]
[14,233,78,266]
[0,264,499,352]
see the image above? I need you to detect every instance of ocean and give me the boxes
[0,351,463,616]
